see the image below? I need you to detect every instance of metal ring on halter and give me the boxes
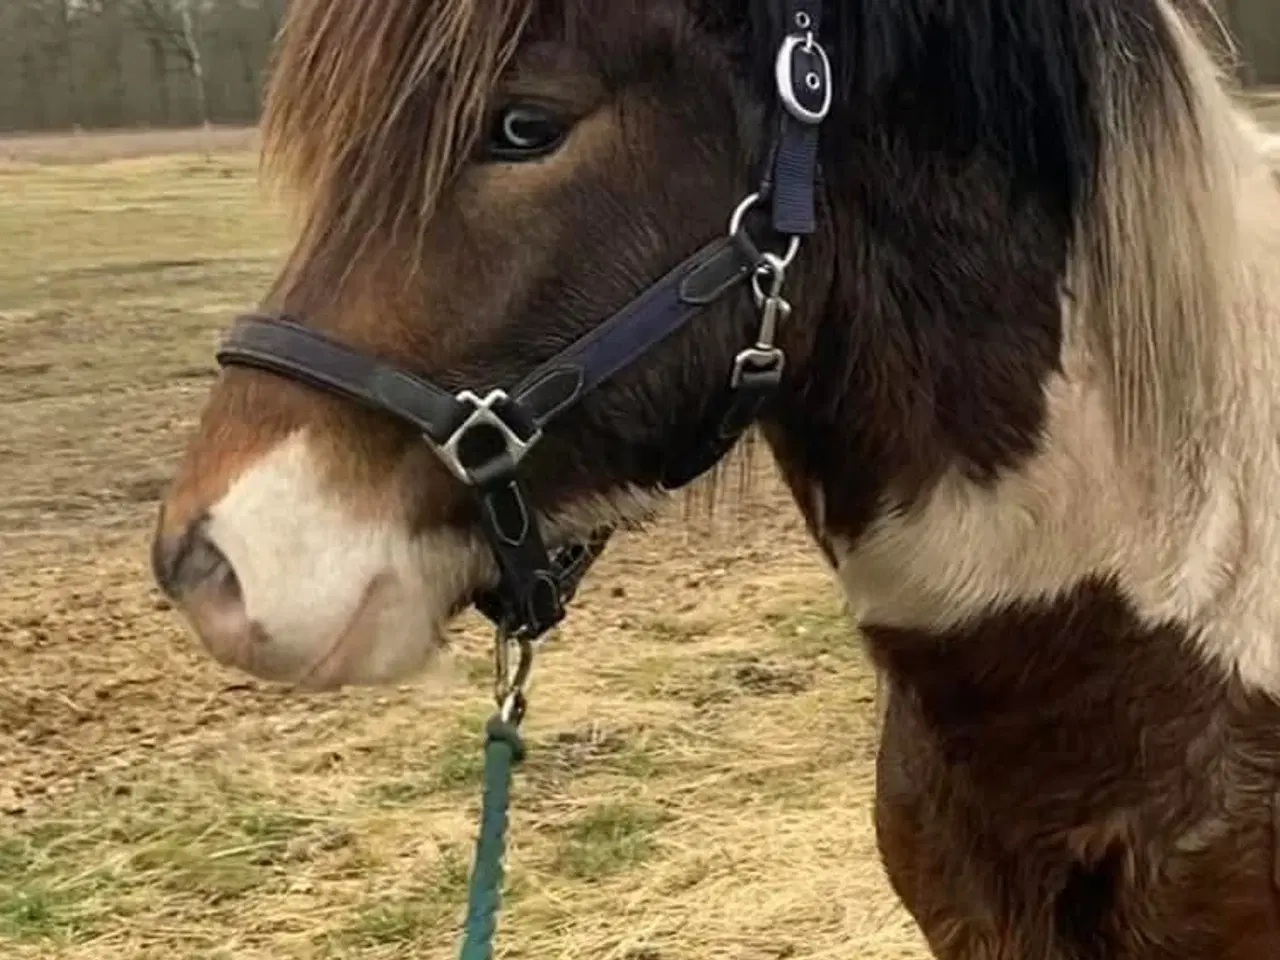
[726,192,802,271]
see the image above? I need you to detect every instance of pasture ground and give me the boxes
[4,99,1278,960]
[0,135,921,958]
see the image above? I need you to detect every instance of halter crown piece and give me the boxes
[213,2,830,955]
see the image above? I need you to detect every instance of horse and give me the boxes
[148,0,1280,955]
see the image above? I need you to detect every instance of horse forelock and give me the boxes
[260,0,534,262]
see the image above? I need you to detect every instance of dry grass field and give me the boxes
[4,100,1278,960]
[0,127,258,166]
[0,133,922,959]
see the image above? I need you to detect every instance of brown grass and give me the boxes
[3,101,1276,960]
[0,132,920,958]
[0,126,258,166]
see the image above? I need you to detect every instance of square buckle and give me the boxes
[430,389,542,487]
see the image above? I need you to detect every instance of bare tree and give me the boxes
[177,0,209,127]
[129,0,209,127]
[0,0,287,132]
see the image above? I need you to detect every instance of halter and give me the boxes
[215,1,831,665]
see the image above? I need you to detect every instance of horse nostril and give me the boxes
[152,519,240,604]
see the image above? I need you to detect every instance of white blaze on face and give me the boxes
[196,430,491,687]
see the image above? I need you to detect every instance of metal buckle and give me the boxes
[732,251,790,388]
[431,389,542,487]
[730,346,785,389]
[775,33,832,126]
[727,192,801,269]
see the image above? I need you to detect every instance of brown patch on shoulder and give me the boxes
[767,150,1067,544]
[1271,788,1280,905]
[868,579,1280,958]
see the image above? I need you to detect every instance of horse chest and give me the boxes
[862,579,1280,959]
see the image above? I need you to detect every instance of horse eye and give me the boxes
[484,104,566,160]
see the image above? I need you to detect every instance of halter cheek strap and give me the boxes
[770,0,828,234]
[215,2,832,644]
[661,0,829,486]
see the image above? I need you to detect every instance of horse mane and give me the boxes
[799,0,1257,477]
[259,0,532,256]
[1068,0,1249,469]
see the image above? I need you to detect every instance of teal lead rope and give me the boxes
[458,715,525,960]
[458,636,533,960]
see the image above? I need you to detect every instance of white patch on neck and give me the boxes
[830,289,1280,697]
[824,18,1280,695]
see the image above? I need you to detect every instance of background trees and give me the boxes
[0,0,1275,134]
[0,0,284,132]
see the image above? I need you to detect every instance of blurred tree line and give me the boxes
[0,0,285,132]
[1218,0,1280,86]
[0,0,1276,134]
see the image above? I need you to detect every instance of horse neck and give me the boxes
[763,121,1280,705]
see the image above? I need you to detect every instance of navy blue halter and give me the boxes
[216,0,831,644]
